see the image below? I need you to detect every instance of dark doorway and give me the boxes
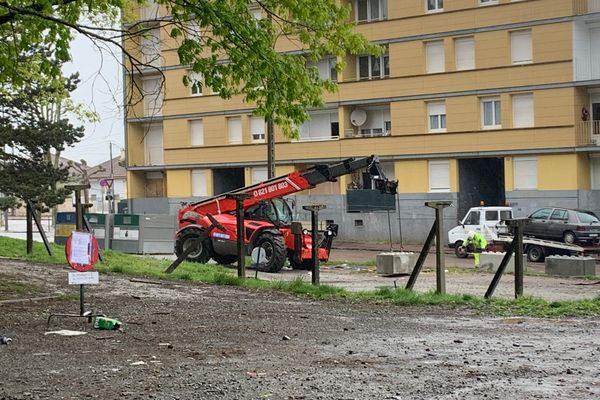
[213,168,245,195]
[458,158,505,219]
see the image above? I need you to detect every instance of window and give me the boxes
[531,208,552,220]
[512,93,534,128]
[188,71,202,96]
[307,57,337,81]
[249,5,262,20]
[228,117,242,144]
[356,0,387,22]
[550,209,568,221]
[481,97,501,129]
[426,0,443,12]
[191,169,208,197]
[511,30,532,64]
[141,27,161,67]
[355,107,390,137]
[190,119,204,146]
[427,101,446,132]
[513,156,537,190]
[428,160,450,192]
[426,41,445,73]
[455,37,474,70]
[299,111,338,140]
[250,116,265,142]
[358,53,389,80]
[464,211,480,225]
[479,0,498,5]
[251,167,268,185]
[142,77,163,116]
[485,211,499,221]
[144,124,163,165]
[591,155,600,189]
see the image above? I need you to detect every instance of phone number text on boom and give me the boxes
[253,181,289,197]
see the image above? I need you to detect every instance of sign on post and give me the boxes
[65,231,99,272]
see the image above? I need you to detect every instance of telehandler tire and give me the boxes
[212,253,238,266]
[254,232,286,273]
[174,229,212,263]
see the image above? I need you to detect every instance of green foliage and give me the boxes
[1,1,378,139]
[5,236,599,318]
[0,50,85,208]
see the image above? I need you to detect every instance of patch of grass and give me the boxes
[2,236,600,317]
[0,273,44,300]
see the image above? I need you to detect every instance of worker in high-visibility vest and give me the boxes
[463,231,488,268]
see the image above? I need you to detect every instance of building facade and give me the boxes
[124,0,600,242]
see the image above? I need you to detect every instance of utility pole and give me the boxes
[267,119,275,178]
[109,142,115,214]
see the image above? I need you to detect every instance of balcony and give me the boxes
[589,0,600,12]
[344,128,391,138]
[576,120,600,145]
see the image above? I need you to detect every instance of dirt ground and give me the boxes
[1,259,600,400]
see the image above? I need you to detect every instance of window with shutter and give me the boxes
[228,117,242,144]
[142,77,163,116]
[481,97,501,128]
[190,119,204,146]
[512,93,534,128]
[250,116,265,142]
[513,157,537,189]
[191,169,208,196]
[455,37,474,70]
[426,41,445,73]
[429,160,450,192]
[428,101,447,132]
[511,30,532,64]
[251,167,268,185]
[144,124,164,165]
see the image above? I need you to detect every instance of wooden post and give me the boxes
[26,202,33,255]
[426,201,452,294]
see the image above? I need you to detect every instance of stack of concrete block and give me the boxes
[376,252,417,276]
[479,252,527,273]
[545,256,596,277]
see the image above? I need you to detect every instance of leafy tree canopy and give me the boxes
[0,50,85,209]
[0,0,379,137]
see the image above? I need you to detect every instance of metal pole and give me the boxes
[303,204,326,285]
[396,193,403,250]
[109,143,115,214]
[434,205,446,294]
[4,209,8,231]
[514,222,525,298]
[227,193,252,279]
[386,209,393,252]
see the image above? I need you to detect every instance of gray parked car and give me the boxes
[523,207,600,244]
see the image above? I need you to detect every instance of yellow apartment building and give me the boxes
[123,0,600,242]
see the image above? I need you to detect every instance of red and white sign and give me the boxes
[99,178,114,189]
[65,232,99,272]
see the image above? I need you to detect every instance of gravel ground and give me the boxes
[1,259,600,400]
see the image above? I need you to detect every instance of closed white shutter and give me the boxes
[511,30,532,64]
[191,169,208,196]
[142,77,163,116]
[228,117,242,144]
[144,124,163,165]
[190,120,204,146]
[591,156,600,190]
[455,37,474,70]
[429,160,450,192]
[514,157,537,189]
[251,167,268,184]
[141,27,161,67]
[426,41,445,73]
[250,116,265,142]
[512,94,534,128]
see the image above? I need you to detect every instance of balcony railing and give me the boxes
[344,129,391,138]
[574,0,600,14]
[576,121,600,145]
[589,0,600,12]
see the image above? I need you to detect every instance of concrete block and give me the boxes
[376,252,417,276]
[545,256,596,277]
[480,252,527,273]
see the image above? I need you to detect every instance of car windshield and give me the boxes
[577,211,599,223]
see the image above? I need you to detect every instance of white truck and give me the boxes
[448,206,589,262]
[448,206,513,258]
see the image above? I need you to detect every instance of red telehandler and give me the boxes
[174,155,397,272]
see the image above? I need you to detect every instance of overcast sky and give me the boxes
[61,33,124,167]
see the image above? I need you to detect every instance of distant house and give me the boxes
[86,157,127,213]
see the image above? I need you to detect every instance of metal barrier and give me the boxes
[111,214,140,253]
[54,212,76,245]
